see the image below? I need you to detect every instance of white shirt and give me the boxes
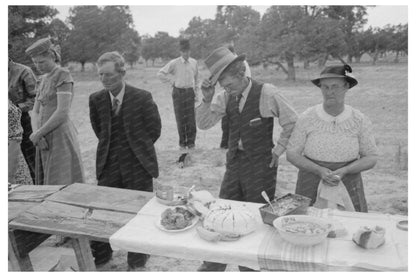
[108,82,125,114]
[157,56,199,90]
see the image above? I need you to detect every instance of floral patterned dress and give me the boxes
[8,101,33,185]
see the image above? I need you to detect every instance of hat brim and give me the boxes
[209,54,246,85]
[311,74,358,89]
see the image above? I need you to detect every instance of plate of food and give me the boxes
[156,206,199,232]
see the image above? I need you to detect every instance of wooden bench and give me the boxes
[8,183,152,271]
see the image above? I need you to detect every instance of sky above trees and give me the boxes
[53,5,408,37]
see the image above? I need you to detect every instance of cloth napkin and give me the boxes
[314,180,354,211]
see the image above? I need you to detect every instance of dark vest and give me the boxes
[107,109,137,169]
[226,80,274,161]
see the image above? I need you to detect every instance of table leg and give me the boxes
[72,237,96,271]
[8,234,33,271]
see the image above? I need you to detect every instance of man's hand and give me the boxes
[201,79,215,103]
[269,153,279,168]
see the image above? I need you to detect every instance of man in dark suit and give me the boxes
[89,51,161,269]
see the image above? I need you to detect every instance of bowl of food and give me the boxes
[273,215,331,246]
[157,207,198,232]
[155,183,190,206]
[259,193,311,226]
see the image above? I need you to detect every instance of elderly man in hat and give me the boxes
[157,38,199,155]
[219,44,251,149]
[196,47,298,271]
[287,64,378,212]
[8,43,37,183]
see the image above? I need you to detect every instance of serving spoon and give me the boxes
[261,191,276,214]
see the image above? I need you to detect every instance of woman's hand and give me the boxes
[269,153,279,168]
[29,130,42,145]
[38,137,49,151]
[318,166,340,186]
[331,167,348,180]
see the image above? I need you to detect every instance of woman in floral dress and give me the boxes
[287,65,379,212]
[8,100,33,185]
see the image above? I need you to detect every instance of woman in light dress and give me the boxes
[25,38,84,185]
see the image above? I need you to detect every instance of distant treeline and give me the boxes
[9,5,407,80]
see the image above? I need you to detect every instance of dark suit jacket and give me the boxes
[89,83,161,180]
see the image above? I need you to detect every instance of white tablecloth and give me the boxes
[109,197,408,271]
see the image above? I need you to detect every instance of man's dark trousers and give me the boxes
[220,116,229,148]
[172,87,196,148]
[91,110,152,267]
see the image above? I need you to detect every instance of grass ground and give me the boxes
[31,61,409,271]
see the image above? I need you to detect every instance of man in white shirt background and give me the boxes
[157,39,199,155]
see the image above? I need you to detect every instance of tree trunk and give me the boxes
[394,51,400,63]
[274,61,288,75]
[81,62,85,72]
[354,54,362,63]
[347,54,353,64]
[285,54,296,81]
[318,54,329,67]
[371,49,379,65]
[303,60,310,69]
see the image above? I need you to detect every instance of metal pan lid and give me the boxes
[396,220,408,231]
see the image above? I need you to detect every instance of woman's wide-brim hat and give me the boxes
[311,64,358,88]
[204,47,246,85]
[25,37,52,57]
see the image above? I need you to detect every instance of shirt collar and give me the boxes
[108,82,126,104]
[180,56,189,63]
[240,78,252,100]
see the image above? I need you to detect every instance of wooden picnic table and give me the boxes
[8,183,152,271]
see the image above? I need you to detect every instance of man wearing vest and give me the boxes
[89,51,161,269]
[196,47,298,271]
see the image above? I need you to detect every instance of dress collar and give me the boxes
[316,104,352,123]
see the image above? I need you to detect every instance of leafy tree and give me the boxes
[141,36,158,66]
[323,6,368,63]
[49,18,71,64]
[183,6,260,60]
[8,5,58,64]
[182,16,219,59]
[65,6,102,71]
[215,5,261,43]
[359,27,390,65]
[120,29,141,68]
[387,24,408,62]
[154,31,179,61]
[66,5,138,71]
